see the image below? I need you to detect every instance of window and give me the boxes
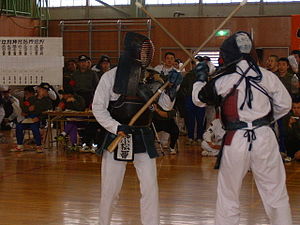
[48,0,130,7]
[48,0,85,7]
[90,0,130,6]
[195,51,220,67]
[263,0,300,2]
[47,0,300,7]
[202,0,259,3]
[202,0,300,2]
[146,0,199,4]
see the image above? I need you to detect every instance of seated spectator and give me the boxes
[0,85,19,130]
[56,86,85,150]
[284,97,300,161]
[11,83,53,153]
[46,83,59,109]
[201,117,225,157]
[15,86,35,123]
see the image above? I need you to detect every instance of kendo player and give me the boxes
[92,32,182,225]
[192,31,292,225]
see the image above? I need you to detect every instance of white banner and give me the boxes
[0,37,63,85]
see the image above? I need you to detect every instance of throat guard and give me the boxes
[109,96,152,126]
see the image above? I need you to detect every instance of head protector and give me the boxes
[114,32,154,96]
[220,31,252,65]
[219,31,262,76]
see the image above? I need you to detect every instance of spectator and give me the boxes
[0,85,19,130]
[152,71,183,154]
[274,57,295,156]
[291,50,300,76]
[173,58,185,72]
[266,54,279,73]
[63,59,77,90]
[288,54,299,75]
[91,55,111,80]
[152,103,179,155]
[43,83,59,110]
[154,52,176,81]
[13,86,36,124]
[179,60,206,145]
[11,82,53,153]
[72,55,99,108]
[64,59,77,77]
[201,116,225,157]
[284,97,300,161]
[56,85,85,150]
[276,57,295,95]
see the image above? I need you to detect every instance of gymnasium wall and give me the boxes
[0,15,40,37]
[48,16,291,68]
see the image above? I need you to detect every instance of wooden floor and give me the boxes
[0,131,300,225]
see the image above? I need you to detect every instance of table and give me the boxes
[43,110,97,148]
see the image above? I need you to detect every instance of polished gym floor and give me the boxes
[0,131,299,225]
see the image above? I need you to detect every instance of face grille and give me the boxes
[140,39,154,67]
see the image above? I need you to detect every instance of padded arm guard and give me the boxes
[198,79,222,106]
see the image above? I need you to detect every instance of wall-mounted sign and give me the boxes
[0,37,64,85]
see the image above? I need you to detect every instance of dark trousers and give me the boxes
[77,91,93,108]
[185,96,206,140]
[80,122,105,146]
[285,136,300,158]
[16,122,41,146]
[153,118,179,149]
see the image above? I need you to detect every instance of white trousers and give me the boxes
[215,126,292,225]
[99,151,160,225]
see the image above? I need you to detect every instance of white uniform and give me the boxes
[193,60,292,225]
[201,118,225,156]
[92,67,172,225]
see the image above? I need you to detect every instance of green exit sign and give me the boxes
[215,29,230,37]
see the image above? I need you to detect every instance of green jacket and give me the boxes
[72,70,99,93]
[21,95,52,119]
[276,72,294,95]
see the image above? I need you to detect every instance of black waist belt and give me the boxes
[224,114,273,131]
